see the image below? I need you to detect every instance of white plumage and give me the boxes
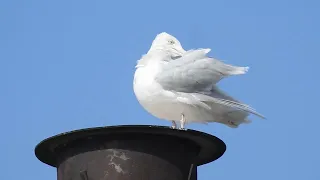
[133,32,265,129]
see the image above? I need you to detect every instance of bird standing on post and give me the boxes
[133,32,265,129]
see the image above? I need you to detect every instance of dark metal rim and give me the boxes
[35,125,226,167]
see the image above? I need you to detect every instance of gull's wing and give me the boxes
[155,48,249,93]
[154,49,265,119]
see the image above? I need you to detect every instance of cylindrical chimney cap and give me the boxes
[35,125,226,180]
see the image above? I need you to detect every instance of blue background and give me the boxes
[1,0,319,179]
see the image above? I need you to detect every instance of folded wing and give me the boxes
[155,49,265,119]
[155,48,249,93]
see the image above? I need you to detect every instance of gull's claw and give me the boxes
[171,121,177,129]
[180,114,186,129]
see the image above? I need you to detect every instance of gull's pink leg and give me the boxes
[171,121,177,129]
[180,114,186,129]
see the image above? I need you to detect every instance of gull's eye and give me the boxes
[168,40,175,44]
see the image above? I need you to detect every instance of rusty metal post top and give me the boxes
[35,125,226,167]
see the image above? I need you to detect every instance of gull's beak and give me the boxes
[172,45,186,56]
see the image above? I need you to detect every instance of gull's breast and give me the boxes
[133,64,212,122]
[133,64,181,121]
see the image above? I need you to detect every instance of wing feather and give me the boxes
[155,48,249,93]
[154,48,265,119]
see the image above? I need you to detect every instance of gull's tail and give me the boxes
[216,110,252,128]
[192,86,265,127]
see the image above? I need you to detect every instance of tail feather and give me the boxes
[209,97,265,119]
[194,86,266,119]
[223,113,252,128]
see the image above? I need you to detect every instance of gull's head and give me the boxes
[148,32,186,56]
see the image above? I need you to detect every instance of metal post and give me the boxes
[35,125,226,180]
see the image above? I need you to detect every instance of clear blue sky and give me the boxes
[1,0,319,179]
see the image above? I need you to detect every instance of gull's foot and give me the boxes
[179,114,186,130]
[171,121,177,129]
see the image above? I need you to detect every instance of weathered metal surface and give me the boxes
[35,125,226,180]
[56,135,198,180]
